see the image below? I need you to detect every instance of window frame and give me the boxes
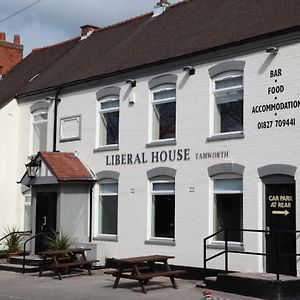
[212,177,243,245]
[211,70,244,136]
[31,108,48,155]
[150,179,175,241]
[97,95,120,148]
[97,180,118,239]
[23,191,32,232]
[150,83,176,143]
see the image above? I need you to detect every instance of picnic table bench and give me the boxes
[38,248,98,280]
[105,255,185,293]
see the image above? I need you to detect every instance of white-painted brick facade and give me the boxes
[7,40,300,274]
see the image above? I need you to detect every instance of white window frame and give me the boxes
[211,71,243,136]
[212,178,243,246]
[98,180,118,238]
[150,84,176,142]
[31,109,48,155]
[98,95,119,147]
[23,191,32,232]
[150,180,175,241]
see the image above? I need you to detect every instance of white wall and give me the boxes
[14,40,300,273]
[0,99,20,237]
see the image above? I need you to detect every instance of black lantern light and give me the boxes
[25,158,40,178]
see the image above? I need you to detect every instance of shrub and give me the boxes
[4,227,22,253]
[47,230,71,250]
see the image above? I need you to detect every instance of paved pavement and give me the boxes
[0,269,262,300]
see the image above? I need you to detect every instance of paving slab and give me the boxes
[0,270,262,300]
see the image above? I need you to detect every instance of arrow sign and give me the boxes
[272,210,290,216]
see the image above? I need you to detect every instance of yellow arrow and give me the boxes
[272,210,289,216]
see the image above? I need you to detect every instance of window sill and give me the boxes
[93,145,119,152]
[146,139,176,148]
[93,235,118,242]
[207,242,244,251]
[145,238,176,246]
[60,137,81,143]
[206,132,244,142]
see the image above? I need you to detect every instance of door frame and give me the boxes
[262,175,296,275]
[32,185,59,253]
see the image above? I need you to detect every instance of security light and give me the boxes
[183,66,195,76]
[266,47,278,54]
[126,79,136,88]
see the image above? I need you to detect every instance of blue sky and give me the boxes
[1,0,176,56]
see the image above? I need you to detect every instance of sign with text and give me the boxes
[252,68,299,130]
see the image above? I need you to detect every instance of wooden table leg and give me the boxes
[164,260,178,289]
[113,266,123,289]
[138,280,147,294]
[38,257,46,277]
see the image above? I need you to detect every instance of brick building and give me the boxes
[0,32,23,76]
[0,0,300,286]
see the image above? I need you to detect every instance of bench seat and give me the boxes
[134,270,186,280]
[48,259,98,270]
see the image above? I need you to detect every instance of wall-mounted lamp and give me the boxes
[25,158,41,178]
[126,79,136,88]
[266,47,278,55]
[183,66,195,76]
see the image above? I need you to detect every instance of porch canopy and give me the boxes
[20,151,94,186]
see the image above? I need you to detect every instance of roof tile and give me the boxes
[39,152,93,181]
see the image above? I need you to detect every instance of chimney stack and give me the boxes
[0,32,23,76]
[80,25,99,37]
[14,34,20,45]
[0,32,6,41]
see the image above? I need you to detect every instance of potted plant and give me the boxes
[4,227,22,262]
[47,230,71,251]
[46,231,72,271]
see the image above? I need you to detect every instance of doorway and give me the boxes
[265,182,296,276]
[35,192,57,253]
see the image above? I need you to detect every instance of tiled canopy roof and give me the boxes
[39,152,94,181]
[1,0,300,107]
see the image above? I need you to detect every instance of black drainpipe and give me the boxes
[53,88,61,152]
[89,182,95,242]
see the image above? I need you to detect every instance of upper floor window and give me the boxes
[32,109,48,154]
[212,71,243,134]
[151,84,176,141]
[98,95,119,146]
[30,100,50,154]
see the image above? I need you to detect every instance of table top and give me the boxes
[39,248,91,256]
[114,255,175,264]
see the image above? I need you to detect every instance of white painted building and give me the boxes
[1,0,300,277]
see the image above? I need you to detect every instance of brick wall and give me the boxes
[0,32,23,76]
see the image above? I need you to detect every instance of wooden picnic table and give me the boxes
[38,248,98,280]
[106,255,185,293]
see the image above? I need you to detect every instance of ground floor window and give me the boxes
[99,182,118,235]
[24,192,32,231]
[213,178,243,242]
[151,181,175,239]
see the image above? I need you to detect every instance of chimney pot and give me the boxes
[0,32,6,41]
[14,34,20,44]
[80,25,99,37]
